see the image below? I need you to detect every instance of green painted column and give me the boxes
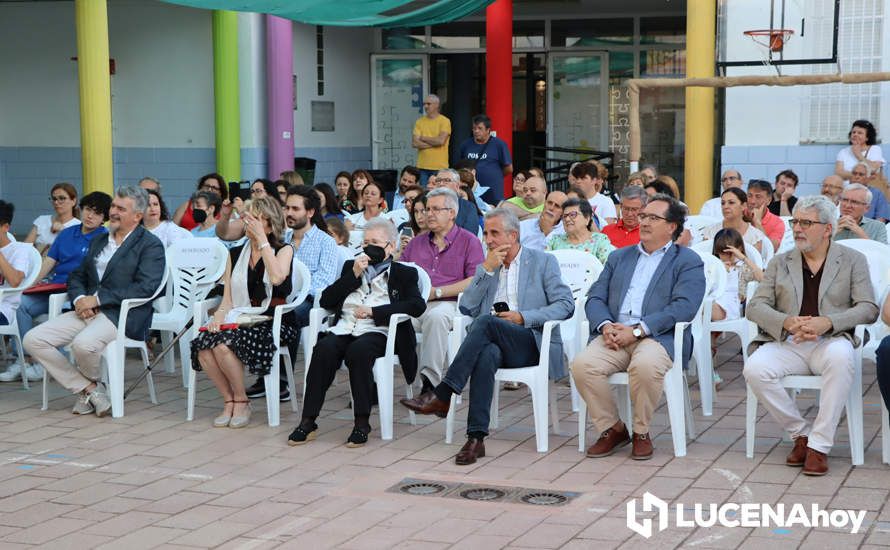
[212,10,240,180]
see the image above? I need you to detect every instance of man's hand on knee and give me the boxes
[495,311,523,325]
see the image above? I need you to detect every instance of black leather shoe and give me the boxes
[400,391,450,418]
[346,425,371,448]
[455,437,485,465]
[287,422,317,446]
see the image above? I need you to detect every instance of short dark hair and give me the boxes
[775,169,799,186]
[145,189,170,221]
[712,228,745,258]
[648,193,687,241]
[192,190,222,215]
[561,197,595,231]
[722,187,748,204]
[850,119,878,146]
[472,114,492,128]
[0,201,14,226]
[254,178,281,204]
[288,184,328,232]
[747,179,773,195]
[571,162,598,181]
[567,185,587,200]
[644,179,676,198]
[453,158,477,171]
[312,183,342,218]
[400,165,421,182]
[80,192,112,220]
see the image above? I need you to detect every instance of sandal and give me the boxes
[346,425,371,448]
[213,400,234,428]
[287,421,318,446]
[229,400,251,429]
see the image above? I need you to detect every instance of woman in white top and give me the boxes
[701,188,766,253]
[836,119,884,181]
[344,181,387,231]
[144,189,192,248]
[25,182,81,254]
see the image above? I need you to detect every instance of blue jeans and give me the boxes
[16,294,49,338]
[875,336,890,415]
[442,315,539,436]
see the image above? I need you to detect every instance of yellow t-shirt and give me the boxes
[413,114,451,170]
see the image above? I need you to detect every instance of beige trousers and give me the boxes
[23,311,118,394]
[571,335,673,434]
[410,300,458,385]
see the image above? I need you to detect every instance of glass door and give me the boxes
[547,52,609,152]
[370,54,429,170]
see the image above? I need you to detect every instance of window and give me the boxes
[316,26,325,96]
[551,18,634,48]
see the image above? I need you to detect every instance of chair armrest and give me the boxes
[384,313,413,359]
[537,320,559,371]
[272,301,301,348]
[48,293,68,319]
[192,297,222,337]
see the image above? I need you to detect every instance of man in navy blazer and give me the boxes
[572,194,704,460]
[402,208,574,465]
[25,186,166,417]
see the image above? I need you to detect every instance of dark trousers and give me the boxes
[302,331,387,419]
[875,336,890,415]
[267,298,313,382]
[442,315,539,435]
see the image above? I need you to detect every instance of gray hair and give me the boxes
[115,185,149,214]
[853,161,873,177]
[435,168,460,184]
[793,195,839,231]
[426,187,459,212]
[844,182,874,205]
[138,176,161,192]
[620,185,648,204]
[364,218,398,245]
[484,207,521,235]
[426,94,440,104]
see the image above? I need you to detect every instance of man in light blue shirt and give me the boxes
[391,166,421,211]
[572,194,705,461]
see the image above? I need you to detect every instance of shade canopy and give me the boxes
[160,0,494,27]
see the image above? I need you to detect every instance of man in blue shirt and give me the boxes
[457,114,513,204]
[0,192,111,383]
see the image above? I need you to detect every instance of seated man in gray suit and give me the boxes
[572,193,705,461]
[401,207,574,465]
[745,195,877,476]
[25,186,166,417]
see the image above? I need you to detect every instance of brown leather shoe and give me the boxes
[631,432,654,460]
[786,435,809,467]
[455,437,485,465]
[585,423,631,458]
[802,448,828,476]
[400,391,450,418]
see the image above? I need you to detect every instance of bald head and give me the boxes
[821,175,845,204]
[521,176,547,209]
[720,169,742,191]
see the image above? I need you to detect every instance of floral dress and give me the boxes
[546,232,615,265]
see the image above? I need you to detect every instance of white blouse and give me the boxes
[32,215,80,249]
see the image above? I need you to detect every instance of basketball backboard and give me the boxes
[717,0,840,70]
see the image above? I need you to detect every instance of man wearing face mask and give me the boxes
[288,219,426,447]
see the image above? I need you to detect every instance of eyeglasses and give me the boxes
[428,207,453,214]
[789,218,826,229]
[50,195,70,203]
[200,183,221,191]
[840,197,868,206]
[638,213,668,222]
[721,175,740,182]
[250,188,264,195]
[561,211,582,220]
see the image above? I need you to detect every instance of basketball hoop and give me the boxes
[743,29,794,53]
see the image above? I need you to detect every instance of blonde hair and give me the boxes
[246,196,286,246]
[280,171,305,187]
[656,175,680,199]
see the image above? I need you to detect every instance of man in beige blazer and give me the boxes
[745,195,878,476]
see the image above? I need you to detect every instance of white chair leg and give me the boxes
[186,367,197,421]
[373,359,394,440]
[847,368,864,466]
[745,383,758,458]
[265,368,280,427]
[577,400,587,453]
[282,350,298,413]
[549,382,562,436]
[490,381,500,430]
[160,330,175,374]
[138,346,157,405]
[617,384,632,429]
[12,334,28,390]
[569,374,580,413]
[41,370,49,411]
[105,348,125,418]
[445,393,457,444]
[696,333,713,417]
[662,367,687,457]
[178,333,192,388]
[405,383,416,426]
[530,378,549,453]
[882,402,890,465]
[683,374,696,440]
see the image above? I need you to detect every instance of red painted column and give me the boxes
[485,0,513,198]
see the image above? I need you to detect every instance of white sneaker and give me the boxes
[23,364,43,382]
[88,384,112,418]
[0,362,24,382]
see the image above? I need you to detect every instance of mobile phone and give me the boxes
[493,302,509,313]
[400,227,414,238]
[228,180,251,202]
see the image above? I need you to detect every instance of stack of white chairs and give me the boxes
[0,245,42,389]
[302,262,430,440]
[187,259,311,427]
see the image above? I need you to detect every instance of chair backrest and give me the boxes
[685,215,720,245]
[163,238,228,317]
[398,261,432,301]
[14,245,43,292]
[778,216,795,253]
[287,258,312,306]
[348,230,364,250]
[836,239,890,302]
[546,249,604,298]
[759,234,775,265]
[689,245,728,301]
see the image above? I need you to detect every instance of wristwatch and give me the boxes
[434,287,443,299]
[632,325,644,340]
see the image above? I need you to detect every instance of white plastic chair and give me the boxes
[302,261,429,440]
[686,247,729,416]
[348,230,364,250]
[186,259,310,427]
[759,235,775,265]
[685,215,720,245]
[0,245,42,389]
[777,216,795,254]
[150,239,227,388]
[695,233,764,269]
[43,270,169,416]
[836,239,890,361]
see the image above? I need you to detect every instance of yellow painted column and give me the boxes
[683,0,716,212]
[75,0,114,196]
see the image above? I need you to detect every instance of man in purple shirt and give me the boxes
[401,188,484,391]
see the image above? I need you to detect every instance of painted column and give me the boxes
[266,15,294,180]
[213,10,241,180]
[683,0,716,212]
[485,0,514,198]
[74,0,113,195]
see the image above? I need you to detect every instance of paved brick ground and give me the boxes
[0,338,887,549]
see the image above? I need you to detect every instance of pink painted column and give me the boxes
[266,15,294,179]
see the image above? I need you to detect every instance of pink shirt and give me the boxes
[760,210,785,246]
[400,224,484,292]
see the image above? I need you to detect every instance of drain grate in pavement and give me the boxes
[388,478,579,506]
